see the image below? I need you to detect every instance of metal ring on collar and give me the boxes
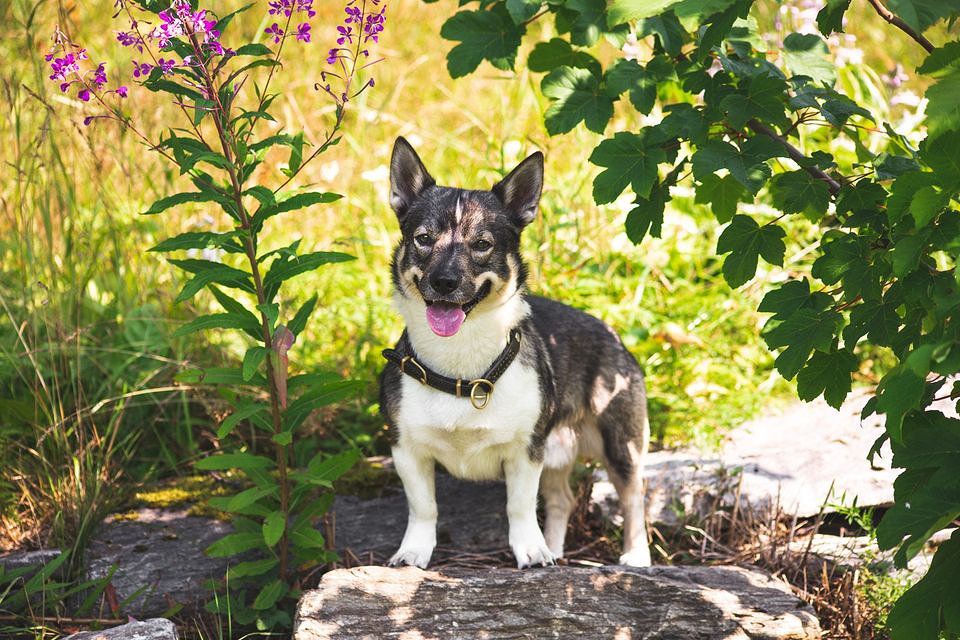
[469,378,494,410]
[400,356,428,385]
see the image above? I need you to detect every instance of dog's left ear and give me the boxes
[492,151,543,229]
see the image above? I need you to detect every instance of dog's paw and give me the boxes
[510,526,555,569]
[388,544,434,569]
[618,548,652,567]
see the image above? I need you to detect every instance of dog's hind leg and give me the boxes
[389,444,438,569]
[598,392,652,567]
[539,463,575,558]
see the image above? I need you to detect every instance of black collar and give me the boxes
[382,329,522,410]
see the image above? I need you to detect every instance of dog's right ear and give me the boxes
[390,137,435,221]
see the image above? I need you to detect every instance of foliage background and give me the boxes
[0,0,947,634]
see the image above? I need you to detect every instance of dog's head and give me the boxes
[388,137,543,338]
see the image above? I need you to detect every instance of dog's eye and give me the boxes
[472,239,493,252]
[415,234,434,247]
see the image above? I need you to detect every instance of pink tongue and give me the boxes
[426,303,466,337]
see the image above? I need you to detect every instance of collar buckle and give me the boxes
[469,378,494,410]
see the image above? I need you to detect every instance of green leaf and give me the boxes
[242,347,268,381]
[558,0,629,48]
[719,74,790,129]
[142,192,221,216]
[920,130,960,181]
[638,12,685,56]
[769,170,831,221]
[888,171,939,222]
[206,532,264,557]
[263,251,355,301]
[540,66,613,135]
[762,306,843,378]
[796,349,857,408]
[289,524,326,550]
[886,533,960,640]
[252,192,341,229]
[303,449,362,489]
[208,287,262,341]
[758,279,821,315]
[217,404,267,439]
[606,0,685,27]
[505,0,540,24]
[144,78,205,102]
[235,43,272,57]
[440,8,524,78]
[819,95,873,127]
[917,41,960,78]
[816,0,851,34]
[224,486,276,513]
[227,558,278,580]
[876,359,929,442]
[877,466,960,561]
[716,215,786,288]
[884,0,960,32]
[812,233,870,297]
[844,298,902,347]
[252,579,286,610]
[625,186,667,244]
[527,38,601,75]
[175,367,266,386]
[692,140,772,194]
[588,131,667,204]
[172,312,259,338]
[910,186,949,228]
[783,33,836,85]
[272,431,293,445]
[284,380,364,431]
[194,452,275,472]
[263,511,286,548]
[695,173,744,223]
[604,59,659,114]
[288,294,318,337]
[149,231,242,254]
[257,302,279,333]
[892,233,928,277]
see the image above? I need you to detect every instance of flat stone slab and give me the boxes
[294,565,821,639]
[85,508,232,617]
[0,548,62,571]
[64,618,177,640]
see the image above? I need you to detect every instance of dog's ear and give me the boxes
[390,137,435,221]
[492,151,543,229]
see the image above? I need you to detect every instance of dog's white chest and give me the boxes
[396,361,542,480]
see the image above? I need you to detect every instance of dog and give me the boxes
[378,137,652,569]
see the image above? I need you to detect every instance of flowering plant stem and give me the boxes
[46,0,386,629]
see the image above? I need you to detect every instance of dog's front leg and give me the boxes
[504,453,554,568]
[389,444,437,568]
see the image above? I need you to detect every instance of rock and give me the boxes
[64,618,178,640]
[594,389,906,527]
[293,565,821,639]
[0,548,62,571]
[330,473,507,563]
[85,508,232,617]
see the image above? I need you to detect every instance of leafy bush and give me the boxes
[426,0,960,635]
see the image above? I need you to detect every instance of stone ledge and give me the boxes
[294,565,821,639]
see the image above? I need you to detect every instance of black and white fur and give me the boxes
[379,137,652,569]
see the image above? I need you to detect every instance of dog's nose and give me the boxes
[430,273,461,295]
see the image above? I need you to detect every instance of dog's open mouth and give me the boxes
[424,281,492,337]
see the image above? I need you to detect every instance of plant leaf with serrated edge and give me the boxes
[876,350,931,442]
[589,131,667,204]
[604,59,656,114]
[606,0,685,27]
[625,186,666,244]
[149,231,242,253]
[692,140,772,194]
[302,448,361,488]
[440,8,523,78]
[816,0,851,33]
[541,66,613,135]
[910,186,949,228]
[527,38,601,75]
[194,452,275,472]
[695,173,744,223]
[796,349,857,408]
[290,524,326,550]
[762,307,842,379]
[716,215,786,288]
[143,192,223,215]
[263,511,286,548]
[783,33,836,85]
[886,533,960,640]
[719,74,790,129]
